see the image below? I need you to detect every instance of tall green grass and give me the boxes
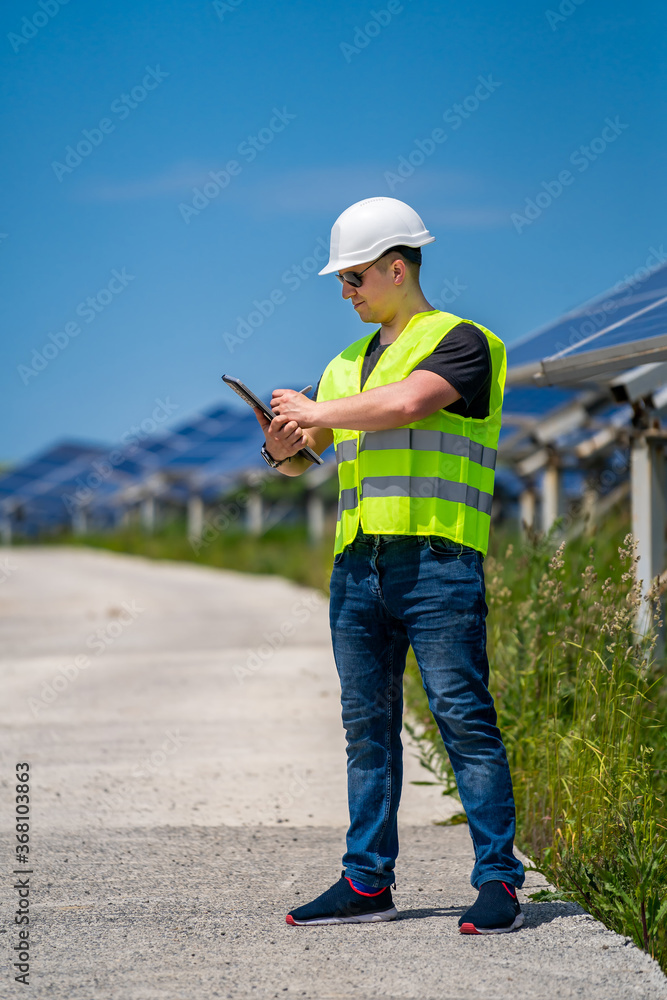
[406,522,667,969]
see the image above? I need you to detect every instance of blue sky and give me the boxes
[1,0,666,463]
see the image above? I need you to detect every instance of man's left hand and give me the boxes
[271,388,319,426]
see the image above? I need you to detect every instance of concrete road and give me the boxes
[0,547,665,999]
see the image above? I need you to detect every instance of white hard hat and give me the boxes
[318,196,435,275]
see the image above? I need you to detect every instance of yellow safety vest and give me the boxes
[316,310,506,557]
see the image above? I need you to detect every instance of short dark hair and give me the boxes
[377,244,422,277]
[389,244,422,265]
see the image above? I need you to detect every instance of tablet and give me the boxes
[222,375,324,465]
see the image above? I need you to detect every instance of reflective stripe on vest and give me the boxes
[335,440,358,463]
[337,486,358,520]
[359,428,497,470]
[361,476,493,516]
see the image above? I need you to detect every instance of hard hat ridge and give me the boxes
[318,196,435,275]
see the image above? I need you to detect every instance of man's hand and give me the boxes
[271,388,319,427]
[252,407,308,462]
[268,371,462,433]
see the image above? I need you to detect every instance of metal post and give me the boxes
[71,508,87,536]
[519,488,536,534]
[581,481,599,535]
[247,491,263,536]
[541,462,561,534]
[0,517,11,546]
[631,433,666,634]
[187,495,204,542]
[306,491,324,545]
[141,495,156,534]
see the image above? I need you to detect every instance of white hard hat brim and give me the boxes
[318,232,436,275]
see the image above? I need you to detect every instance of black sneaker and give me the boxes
[459,880,524,934]
[286,872,398,926]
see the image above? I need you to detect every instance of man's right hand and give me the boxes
[252,407,308,462]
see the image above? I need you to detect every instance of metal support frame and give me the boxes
[141,495,156,534]
[541,461,561,534]
[0,517,11,546]
[246,491,263,536]
[187,495,204,542]
[519,488,536,534]
[306,491,325,544]
[581,482,598,533]
[71,508,88,536]
[631,432,666,634]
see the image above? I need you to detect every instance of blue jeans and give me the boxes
[329,528,525,891]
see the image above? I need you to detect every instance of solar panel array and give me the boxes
[0,441,110,533]
[0,403,271,536]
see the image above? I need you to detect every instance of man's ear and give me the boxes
[392,258,407,285]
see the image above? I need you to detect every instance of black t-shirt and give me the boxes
[315,321,491,419]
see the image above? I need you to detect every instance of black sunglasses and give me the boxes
[335,250,390,287]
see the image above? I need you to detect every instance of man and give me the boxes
[253,196,525,933]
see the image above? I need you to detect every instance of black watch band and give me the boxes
[261,444,287,468]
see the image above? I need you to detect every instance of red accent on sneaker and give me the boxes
[344,877,386,897]
[501,882,517,898]
[285,914,297,925]
[459,922,481,935]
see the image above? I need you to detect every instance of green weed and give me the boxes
[406,523,667,971]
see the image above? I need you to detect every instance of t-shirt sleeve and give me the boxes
[411,322,491,409]
[314,375,323,401]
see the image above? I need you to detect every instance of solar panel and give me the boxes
[540,295,667,384]
[0,442,109,507]
[502,384,579,417]
[507,261,667,385]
